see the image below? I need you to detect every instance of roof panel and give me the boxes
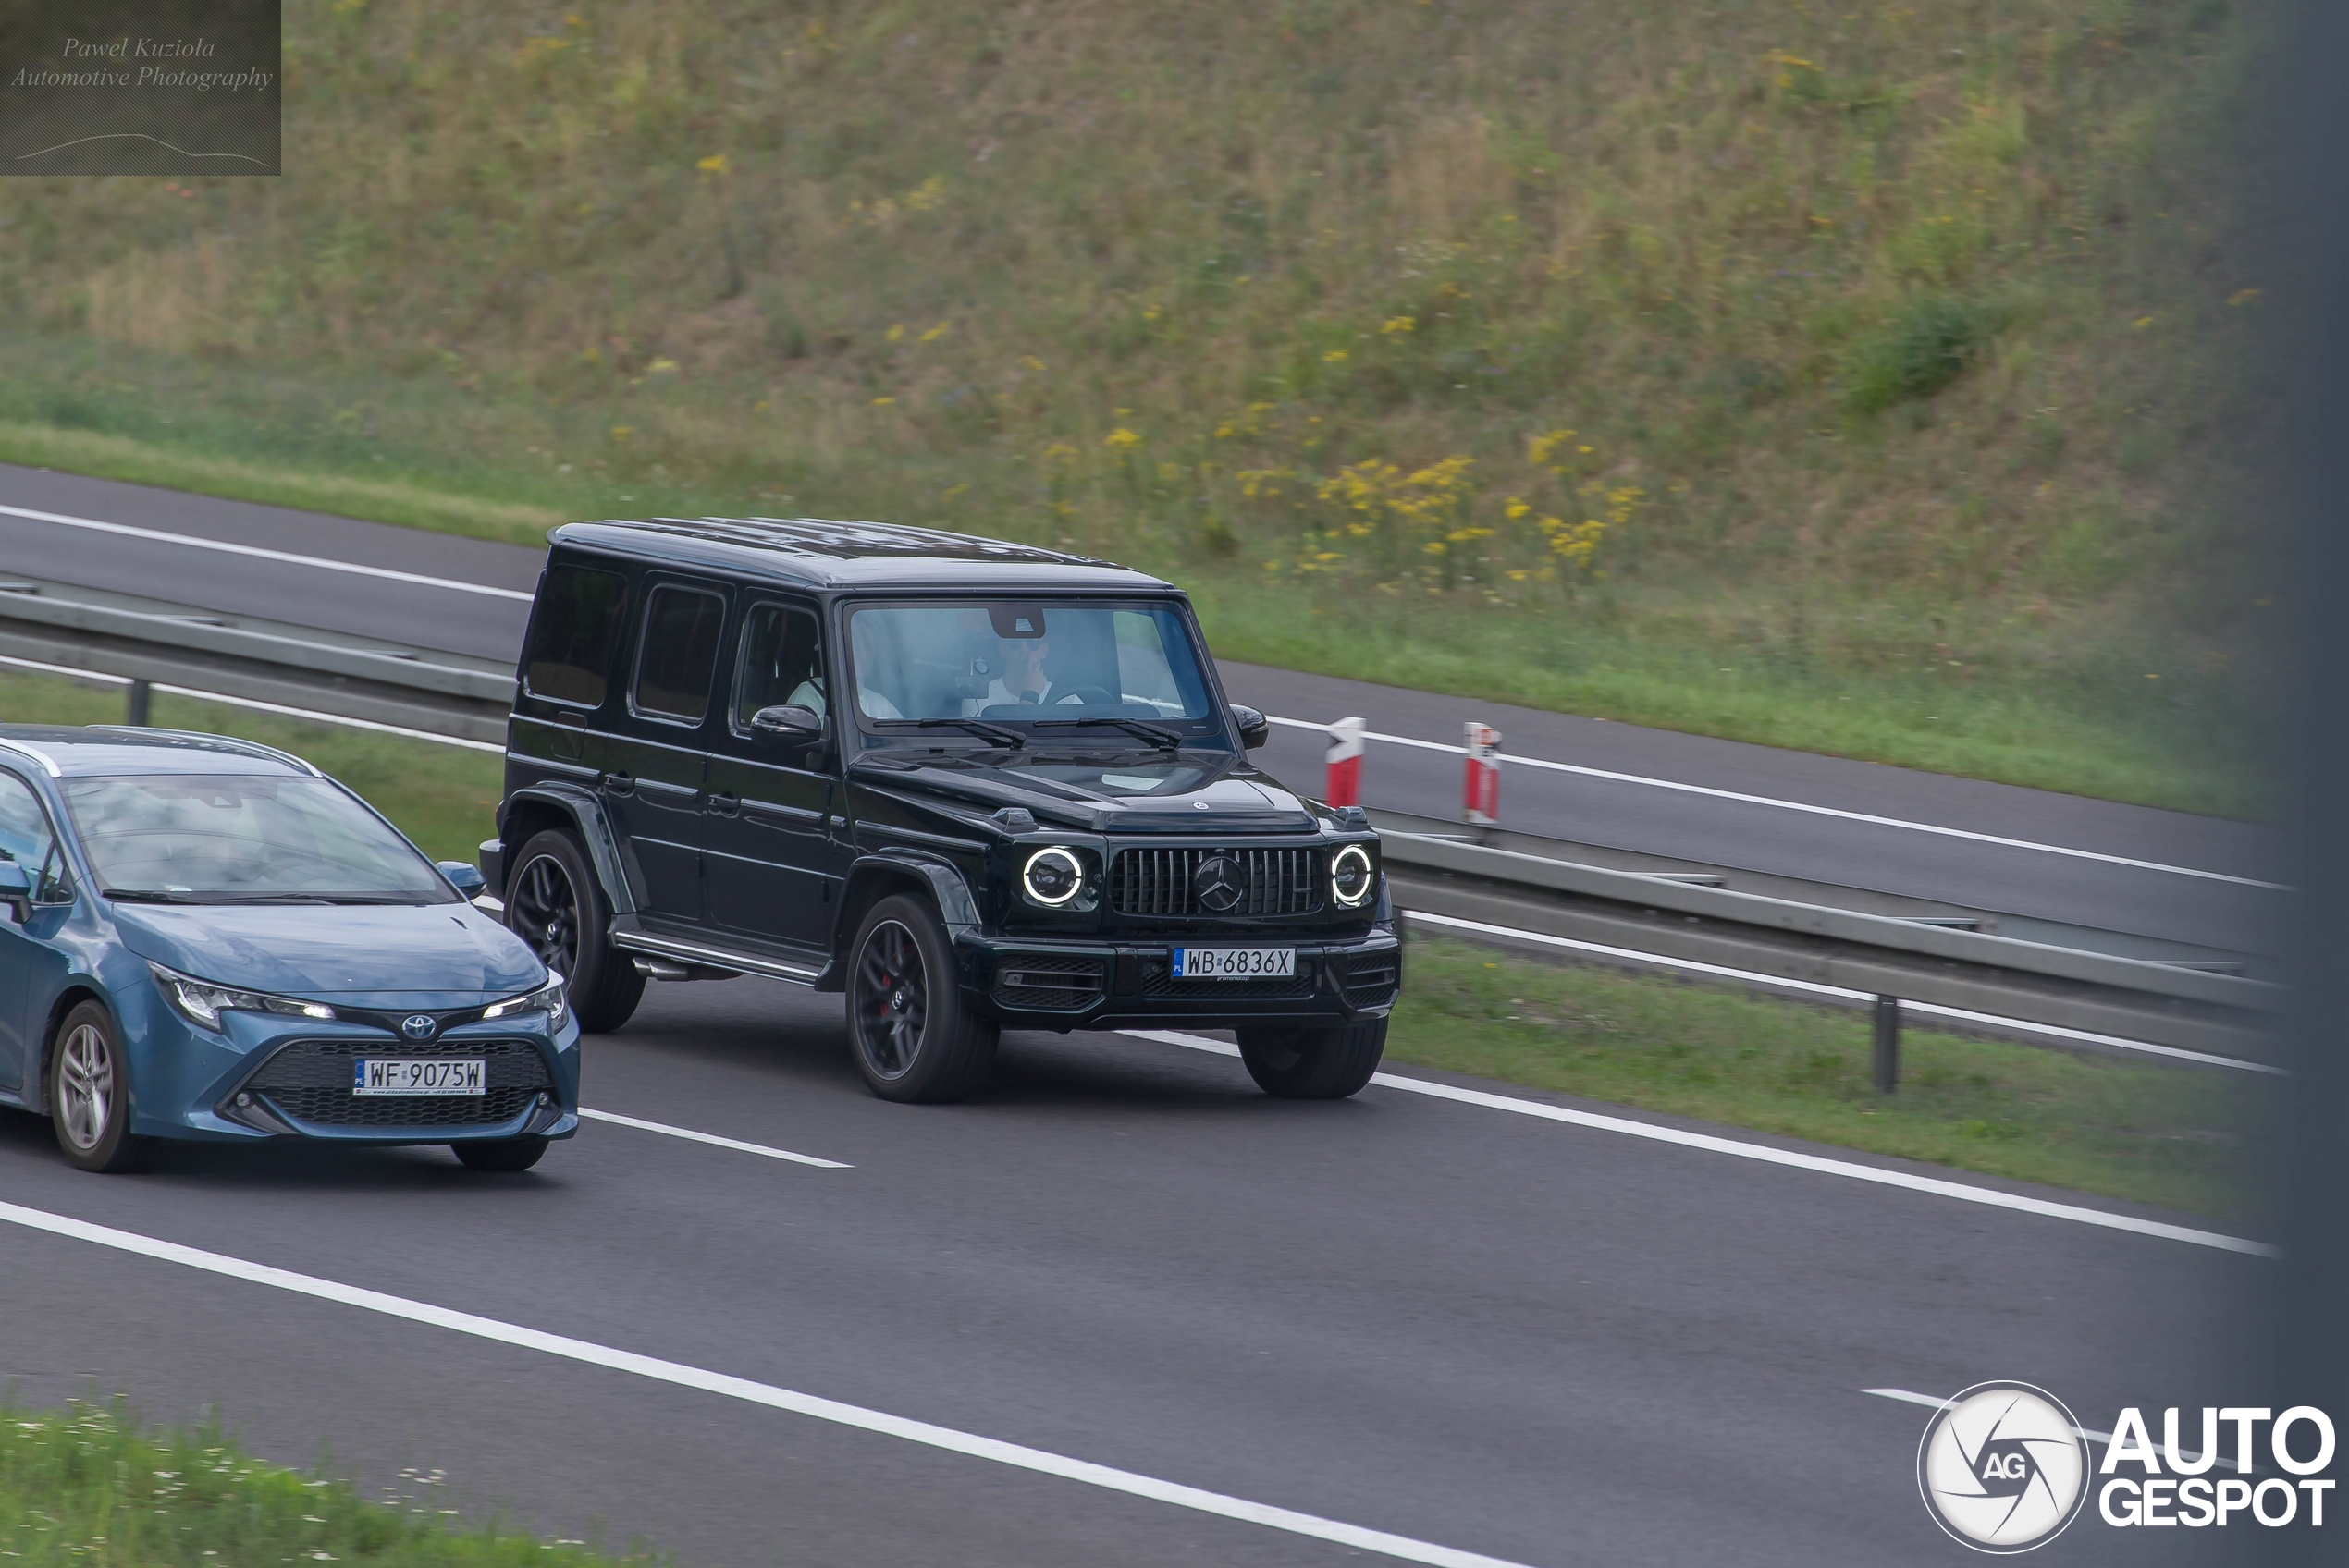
[548,517,1172,592]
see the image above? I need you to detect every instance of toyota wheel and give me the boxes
[50,1001,147,1172]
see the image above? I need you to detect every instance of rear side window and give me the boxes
[0,771,73,903]
[633,585,727,723]
[523,564,629,708]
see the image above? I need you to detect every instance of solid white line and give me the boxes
[1116,1030,2276,1257]
[1865,1389,2123,1450]
[1262,715,2286,890]
[0,1200,1537,1568]
[0,503,537,601]
[1402,908,2284,1076]
[0,652,504,753]
[578,1107,851,1169]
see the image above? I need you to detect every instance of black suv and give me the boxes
[480,518,1398,1103]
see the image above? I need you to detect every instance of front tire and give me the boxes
[1236,1019,1388,1100]
[50,1001,147,1172]
[506,828,643,1033]
[453,1136,549,1172]
[846,895,997,1103]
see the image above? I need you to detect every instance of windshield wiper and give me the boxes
[1030,717,1186,750]
[892,717,1027,748]
[101,888,201,903]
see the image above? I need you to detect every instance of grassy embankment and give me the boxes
[1,668,2259,1216]
[0,1401,654,1567]
[0,0,2279,815]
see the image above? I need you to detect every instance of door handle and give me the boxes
[601,772,636,798]
[707,791,741,817]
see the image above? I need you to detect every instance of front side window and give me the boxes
[633,584,727,723]
[0,771,72,902]
[844,601,1215,728]
[734,604,827,729]
[63,775,455,904]
[523,563,629,708]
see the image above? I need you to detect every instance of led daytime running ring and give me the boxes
[1331,843,1376,907]
[1022,846,1086,906]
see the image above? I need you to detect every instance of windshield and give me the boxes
[63,775,456,904]
[844,601,1219,736]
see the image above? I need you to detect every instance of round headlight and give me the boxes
[1022,846,1085,907]
[1331,843,1375,907]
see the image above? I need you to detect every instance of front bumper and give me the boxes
[957,928,1400,1031]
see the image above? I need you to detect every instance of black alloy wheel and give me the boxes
[504,828,644,1033]
[845,894,998,1103]
[1235,1018,1388,1100]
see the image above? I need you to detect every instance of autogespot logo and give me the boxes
[1917,1382,2091,1552]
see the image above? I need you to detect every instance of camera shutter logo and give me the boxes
[1916,1382,2091,1552]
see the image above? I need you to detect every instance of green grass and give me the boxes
[0,669,502,863]
[0,0,2281,817]
[0,1400,657,1566]
[1388,935,2264,1219]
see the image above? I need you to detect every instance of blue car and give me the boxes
[0,726,578,1173]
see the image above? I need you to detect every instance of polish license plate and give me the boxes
[352,1059,485,1096]
[1170,947,1295,980]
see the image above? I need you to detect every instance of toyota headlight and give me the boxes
[484,972,568,1028]
[149,962,336,1033]
[1330,843,1376,908]
[1021,846,1086,908]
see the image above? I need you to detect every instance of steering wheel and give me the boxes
[1052,685,1117,707]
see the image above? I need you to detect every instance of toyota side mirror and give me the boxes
[437,861,487,898]
[751,704,825,743]
[0,861,30,923]
[1230,705,1270,750]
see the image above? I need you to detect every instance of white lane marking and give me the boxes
[0,1200,1539,1568]
[578,1107,850,1169]
[1403,908,2283,1076]
[1263,715,2286,890]
[0,503,537,601]
[0,653,505,752]
[1116,1030,2276,1257]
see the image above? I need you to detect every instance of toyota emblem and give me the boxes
[400,1013,437,1041]
[1192,854,1245,913]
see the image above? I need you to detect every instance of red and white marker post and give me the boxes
[1324,717,1366,807]
[1463,720,1501,826]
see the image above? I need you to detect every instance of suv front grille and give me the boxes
[994,955,1106,1011]
[246,1039,552,1129]
[1110,848,1320,918]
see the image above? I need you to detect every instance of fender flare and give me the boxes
[499,784,640,916]
[821,848,984,989]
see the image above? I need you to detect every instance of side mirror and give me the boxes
[437,861,487,898]
[1230,704,1271,750]
[750,704,824,744]
[0,861,30,923]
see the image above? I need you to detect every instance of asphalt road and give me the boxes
[0,463,2285,955]
[0,979,2259,1566]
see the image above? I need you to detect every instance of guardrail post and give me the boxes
[125,678,151,728]
[1873,995,1900,1094]
[1326,717,1365,807]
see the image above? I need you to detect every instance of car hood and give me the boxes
[855,751,1323,833]
[106,900,545,1001]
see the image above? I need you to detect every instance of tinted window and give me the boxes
[0,771,72,902]
[524,564,629,707]
[734,605,827,729]
[633,585,727,723]
[61,776,450,903]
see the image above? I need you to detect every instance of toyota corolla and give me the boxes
[0,725,578,1173]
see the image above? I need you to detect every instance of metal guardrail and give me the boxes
[0,581,2285,1068]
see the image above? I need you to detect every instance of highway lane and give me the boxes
[0,461,2283,952]
[0,978,2255,1566]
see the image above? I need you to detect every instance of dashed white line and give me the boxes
[0,502,536,601]
[578,1107,850,1169]
[1263,715,2286,890]
[0,1199,1540,1568]
[1116,1030,2276,1257]
[1402,908,2283,1075]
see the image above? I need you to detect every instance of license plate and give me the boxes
[352,1059,485,1096]
[1170,947,1295,980]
